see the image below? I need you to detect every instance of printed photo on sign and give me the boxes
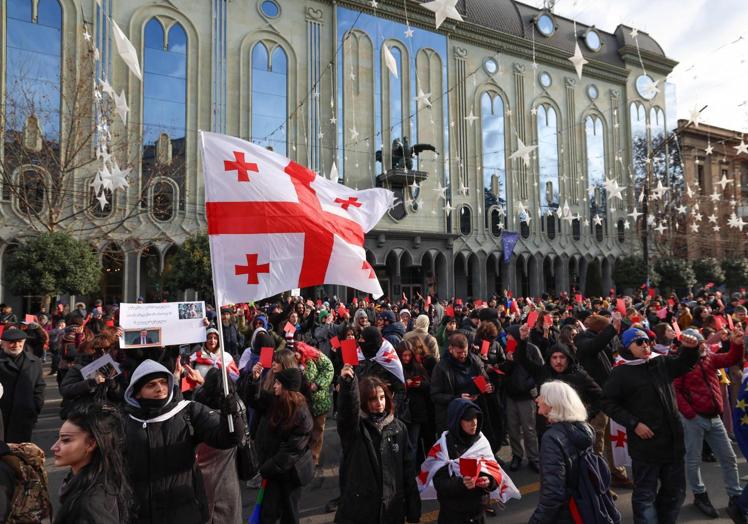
[178,302,203,319]
[79,353,121,381]
[123,328,161,348]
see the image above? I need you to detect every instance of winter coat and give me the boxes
[382,322,406,347]
[302,353,334,417]
[574,324,617,387]
[335,374,421,524]
[403,360,431,425]
[674,342,743,419]
[0,351,45,443]
[501,329,544,400]
[403,329,439,359]
[59,354,125,419]
[528,421,596,524]
[123,360,241,524]
[430,353,487,433]
[602,346,699,463]
[433,399,497,524]
[54,466,121,524]
[221,323,243,360]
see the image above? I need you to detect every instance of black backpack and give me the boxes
[564,426,621,524]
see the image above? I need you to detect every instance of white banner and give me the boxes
[118,301,206,348]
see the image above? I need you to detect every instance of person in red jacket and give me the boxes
[673,327,745,519]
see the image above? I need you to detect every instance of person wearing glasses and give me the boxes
[602,327,700,524]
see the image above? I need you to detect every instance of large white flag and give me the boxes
[199,131,394,305]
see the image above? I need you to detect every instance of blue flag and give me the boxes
[733,369,748,460]
[501,231,520,264]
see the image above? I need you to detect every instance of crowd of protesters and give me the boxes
[0,285,746,523]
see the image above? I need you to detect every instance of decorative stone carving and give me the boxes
[22,115,43,152]
[453,46,468,58]
[564,77,577,88]
[513,63,525,74]
[156,133,173,165]
[305,7,323,22]
[609,89,620,99]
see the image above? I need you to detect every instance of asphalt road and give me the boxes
[34,365,748,523]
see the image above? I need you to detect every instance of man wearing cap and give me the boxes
[603,327,700,524]
[0,328,45,443]
[673,327,745,519]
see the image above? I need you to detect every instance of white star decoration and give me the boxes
[443,201,455,216]
[404,25,414,39]
[421,0,463,30]
[651,180,668,200]
[568,42,589,79]
[433,182,447,200]
[654,222,667,235]
[369,0,378,7]
[687,106,702,128]
[464,110,479,126]
[734,140,748,155]
[623,220,631,230]
[509,138,537,167]
[705,143,714,155]
[628,208,642,221]
[592,215,603,227]
[630,28,639,39]
[686,184,694,198]
[676,204,687,214]
[414,88,432,108]
[96,191,109,210]
[709,191,721,203]
[410,180,420,193]
[113,89,129,126]
[646,215,656,226]
[604,178,625,201]
[717,174,732,190]
[707,213,718,224]
[349,127,359,141]
[690,223,700,233]
[109,161,130,191]
[728,213,746,231]
[90,174,103,194]
[83,27,92,42]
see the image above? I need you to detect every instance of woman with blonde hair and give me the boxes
[529,380,620,524]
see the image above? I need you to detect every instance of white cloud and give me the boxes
[526,0,748,132]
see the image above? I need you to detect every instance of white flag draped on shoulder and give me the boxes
[199,131,394,305]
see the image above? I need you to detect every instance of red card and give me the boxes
[672,320,682,340]
[506,336,517,354]
[648,288,656,298]
[260,347,274,368]
[0,325,5,338]
[667,298,676,308]
[473,375,489,393]
[330,336,341,349]
[352,297,358,304]
[526,310,539,328]
[506,290,513,299]
[543,314,553,328]
[474,299,483,308]
[105,319,115,327]
[455,299,463,306]
[727,314,735,330]
[445,306,455,317]
[341,339,359,366]
[337,305,347,317]
[181,376,200,392]
[24,314,38,323]
[713,316,724,330]
[459,457,480,478]
[574,293,583,304]
[480,340,490,357]
[284,321,296,334]
[610,288,616,296]
[616,299,626,315]
[631,314,642,323]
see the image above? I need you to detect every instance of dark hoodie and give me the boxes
[382,321,406,347]
[529,421,597,524]
[433,399,497,523]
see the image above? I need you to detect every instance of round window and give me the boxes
[635,74,657,100]
[260,0,280,18]
[587,84,599,100]
[539,71,552,88]
[483,58,498,76]
[536,14,555,37]
[584,30,601,51]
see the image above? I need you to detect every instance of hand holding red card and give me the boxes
[672,320,682,340]
[330,336,341,349]
[480,340,490,357]
[24,314,38,324]
[473,375,489,393]
[543,314,553,328]
[459,457,479,478]
[341,339,359,366]
[260,346,274,368]
[445,306,455,317]
[506,336,517,354]
[526,310,539,328]
[616,298,626,315]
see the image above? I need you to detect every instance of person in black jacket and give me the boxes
[51,403,133,523]
[335,364,420,524]
[400,340,431,464]
[433,399,498,524]
[529,380,619,524]
[603,327,700,524]
[0,328,45,443]
[245,365,313,523]
[123,359,242,524]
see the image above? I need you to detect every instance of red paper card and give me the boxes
[0,325,5,338]
[616,299,626,315]
[284,321,296,334]
[473,375,489,393]
[672,320,682,340]
[574,293,583,304]
[526,310,539,328]
[341,339,359,366]
[105,319,115,327]
[455,299,463,306]
[425,295,432,306]
[480,340,490,357]
[260,347,274,368]
[648,288,656,298]
[667,298,676,308]
[506,336,517,354]
[713,316,725,330]
[330,336,341,349]
[352,297,358,304]
[181,376,200,393]
[24,314,38,323]
[727,314,735,330]
[445,306,455,317]
[337,305,347,317]
[474,299,483,308]
[459,457,480,478]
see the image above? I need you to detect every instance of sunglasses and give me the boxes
[631,338,649,346]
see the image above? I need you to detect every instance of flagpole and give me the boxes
[200,130,234,433]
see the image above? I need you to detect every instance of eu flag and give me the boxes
[732,368,748,460]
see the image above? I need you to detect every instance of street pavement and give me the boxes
[34,364,748,523]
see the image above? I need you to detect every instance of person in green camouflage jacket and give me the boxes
[295,342,334,466]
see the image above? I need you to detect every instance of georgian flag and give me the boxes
[609,419,632,468]
[199,131,394,305]
[417,431,521,503]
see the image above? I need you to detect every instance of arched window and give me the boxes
[143,19,187,146]
[4,0,62,143]
[490,208,502,237]
[251,43,288,155]
[388,46,404,144]
[572,218,581,240]
[617,219,625,243]
[536,105,560,220]
[18,170,45,214]
[481,92,506,230]
[546,215,556,240]
[630,103,647,207]
[460,206,472,236]
[585,115,606,237]
[151,180,175,222]
[649,107,666,181]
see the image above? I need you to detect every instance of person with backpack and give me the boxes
[51,403,133,523]
[529,380,620,524]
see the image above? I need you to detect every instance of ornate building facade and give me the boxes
[0,0,678,308]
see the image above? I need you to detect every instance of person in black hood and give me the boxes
[529,380,620,524]
[123,359,243,524]
[357,326,408,421]
[432,399,498,523]
[379,310,406,347]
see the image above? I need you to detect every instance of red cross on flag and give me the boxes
[200,131,394,305]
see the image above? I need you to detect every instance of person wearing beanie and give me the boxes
[334,364,421,524]
[403,314,439,363]
[189,327,239,380]
[123,359,243,524]
[574,311,630,487]
[352,308,371,338]
[673,327,745,518]
[245,359,313,522]
[602,326,701,524]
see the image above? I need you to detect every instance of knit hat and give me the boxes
[318,310,330,323]
[681,328,704,343]
[414,314,430,332]
[275,367,303,392]
[360,326,383,359]
[399,309,411,319]
[378,310,396,323]
[354,309,369,323]
[132,370,171,397]
[253,332,275,355]
[206,327,219,337]
[621,328,649,349]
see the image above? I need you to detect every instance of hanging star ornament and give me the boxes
[709,190,721,203]
[443,201,455,216]
[329,161,339,181]
[687,105,703,128]
[109,161,130,190]
[717,174,731,191]
[676,204,687,214]
[433,182,447,200]
[734,140,748,155]
[83,27,92,42]
[629,27,639,39]
[113,89,129,126]
[713,224,721,232]
[464,110,479,126]
[96,191,109,211]
[628,208,642,221]
[508,138,537,167]
[383,45,398,78]
[421,0,463,30]
[690,222,700,233]
[604,178,625,201]
[592,214,603,227]
[623,220,631,230]
[349,127,359,141]
[568,42,589,79]
[686,184,694,198]
[404,24,414,39]
[654,222,667,235]
[651,179,668,200]
[414,88,432,109]
[707,213,718,224]
[410,179,420,193]
[90,173,103,194]
[705,143,714,155]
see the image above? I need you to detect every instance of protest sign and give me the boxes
[119,301,206,348]
[79,354,121,380]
